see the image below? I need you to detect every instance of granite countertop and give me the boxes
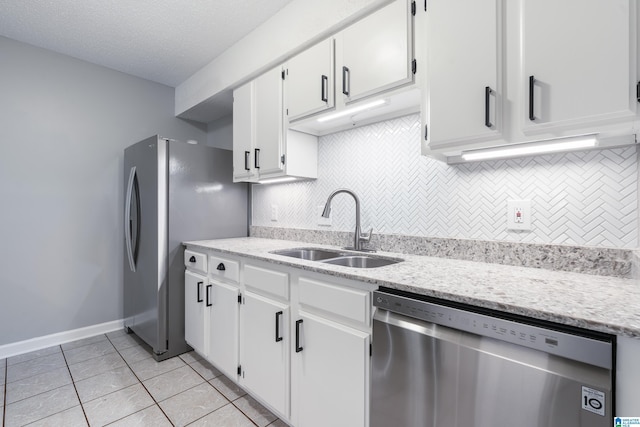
[184,237,640,339]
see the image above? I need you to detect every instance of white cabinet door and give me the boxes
[254,66,285,177]
[240,292,289,417]
[233,82,257,182]
[207,280,239,379]
[340,0,413,103]
[424,0,502,149]
[184,270,206,356]
[522,0,636,132]
[293,311,369,427]
[286,38,334,122]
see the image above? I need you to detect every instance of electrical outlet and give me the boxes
[271,204,278,222]
[317,205,331,226]
[507,199,531,231]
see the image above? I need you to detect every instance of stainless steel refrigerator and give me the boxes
[123,135,248,361]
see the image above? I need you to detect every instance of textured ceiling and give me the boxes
[0,0,293,87]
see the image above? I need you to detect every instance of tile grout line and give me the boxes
[181,357,262,426]
[183,357,280,427]
[61,342,92,426]
[105,332,175,426]
[178,360,237,426]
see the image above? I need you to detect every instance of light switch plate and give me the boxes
[271,204,278,222]
[507,199,531,231]
[317,205,331,226]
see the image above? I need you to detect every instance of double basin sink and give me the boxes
[271,248,403,269]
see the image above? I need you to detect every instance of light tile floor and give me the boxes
[1,330,288,426]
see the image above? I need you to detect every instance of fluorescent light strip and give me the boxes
[461,136,598,161]
[257,176,297,184]
[317,99,387,123]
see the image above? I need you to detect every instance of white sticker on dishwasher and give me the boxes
[615,418,640,426]
[581,386,605,416]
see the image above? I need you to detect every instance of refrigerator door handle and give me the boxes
[125,166,137,272]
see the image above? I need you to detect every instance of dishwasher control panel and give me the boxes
[374,291,612,369]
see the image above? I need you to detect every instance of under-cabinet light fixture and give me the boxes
[257,176,297,185]
[460,134,598,161]
[317,99,387,123]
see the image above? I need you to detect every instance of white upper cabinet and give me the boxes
[233,66,318,183]
[423,0,503,152]
[422,0,638,161]
[522,0,636,133]
[288,0,418,136]
[254,67,286,178]
[286,38,335,122]
[232,82,256,182]
[338,0,414,103]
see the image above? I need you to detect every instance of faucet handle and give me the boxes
[360,227,373,243]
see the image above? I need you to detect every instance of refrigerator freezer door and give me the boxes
[123,136,168,356]
[164,141,248,359]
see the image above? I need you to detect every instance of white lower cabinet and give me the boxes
[240,291,289,416]
[292,311,370,427]
[184,270,207,356]
[207,279,239,379]
[184,249,374,426]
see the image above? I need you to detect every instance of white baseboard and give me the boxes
[0,319,125,360]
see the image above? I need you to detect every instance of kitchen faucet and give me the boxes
[321,188,373,251]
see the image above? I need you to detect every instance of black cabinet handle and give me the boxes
[216,263,226,271]
[321,75,328,102]
[275,311,283,342]
[295,319,303,352]
[189,256,196,263]
[529,75,536,121]
[254,148,260,169]
[197,281,203,303]
[342,66,350,96]
[244,151,250,171]
[206,284,212,307]
[636,81,640,102]
[485,86,493,128]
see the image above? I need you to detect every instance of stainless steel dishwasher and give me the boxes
[371,289,615,427]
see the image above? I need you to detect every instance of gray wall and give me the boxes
[206,115,233,150]
[0,36,207,346]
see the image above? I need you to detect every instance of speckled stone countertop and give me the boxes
[184,237,640,339]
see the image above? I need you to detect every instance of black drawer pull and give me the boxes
[529,75,536,121]
[485,86,493,128]
[206,284,212,307]
[275,311,283,342]
[216,263,226,271]
[342,66,350,96]
[321,75,328,102]
[189,256,196,263]
[295,319,303,353]
[197,281,203,303]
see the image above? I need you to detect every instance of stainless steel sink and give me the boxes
[271,247,403,268]
[271,248,346,261]
[322,255,402,268]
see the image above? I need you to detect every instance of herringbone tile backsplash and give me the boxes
[253,114,639,248]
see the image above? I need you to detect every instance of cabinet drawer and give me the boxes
[209,255,239,284]
[184,249,207,274]
[299,277,371,326]
[244,264,289,300]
